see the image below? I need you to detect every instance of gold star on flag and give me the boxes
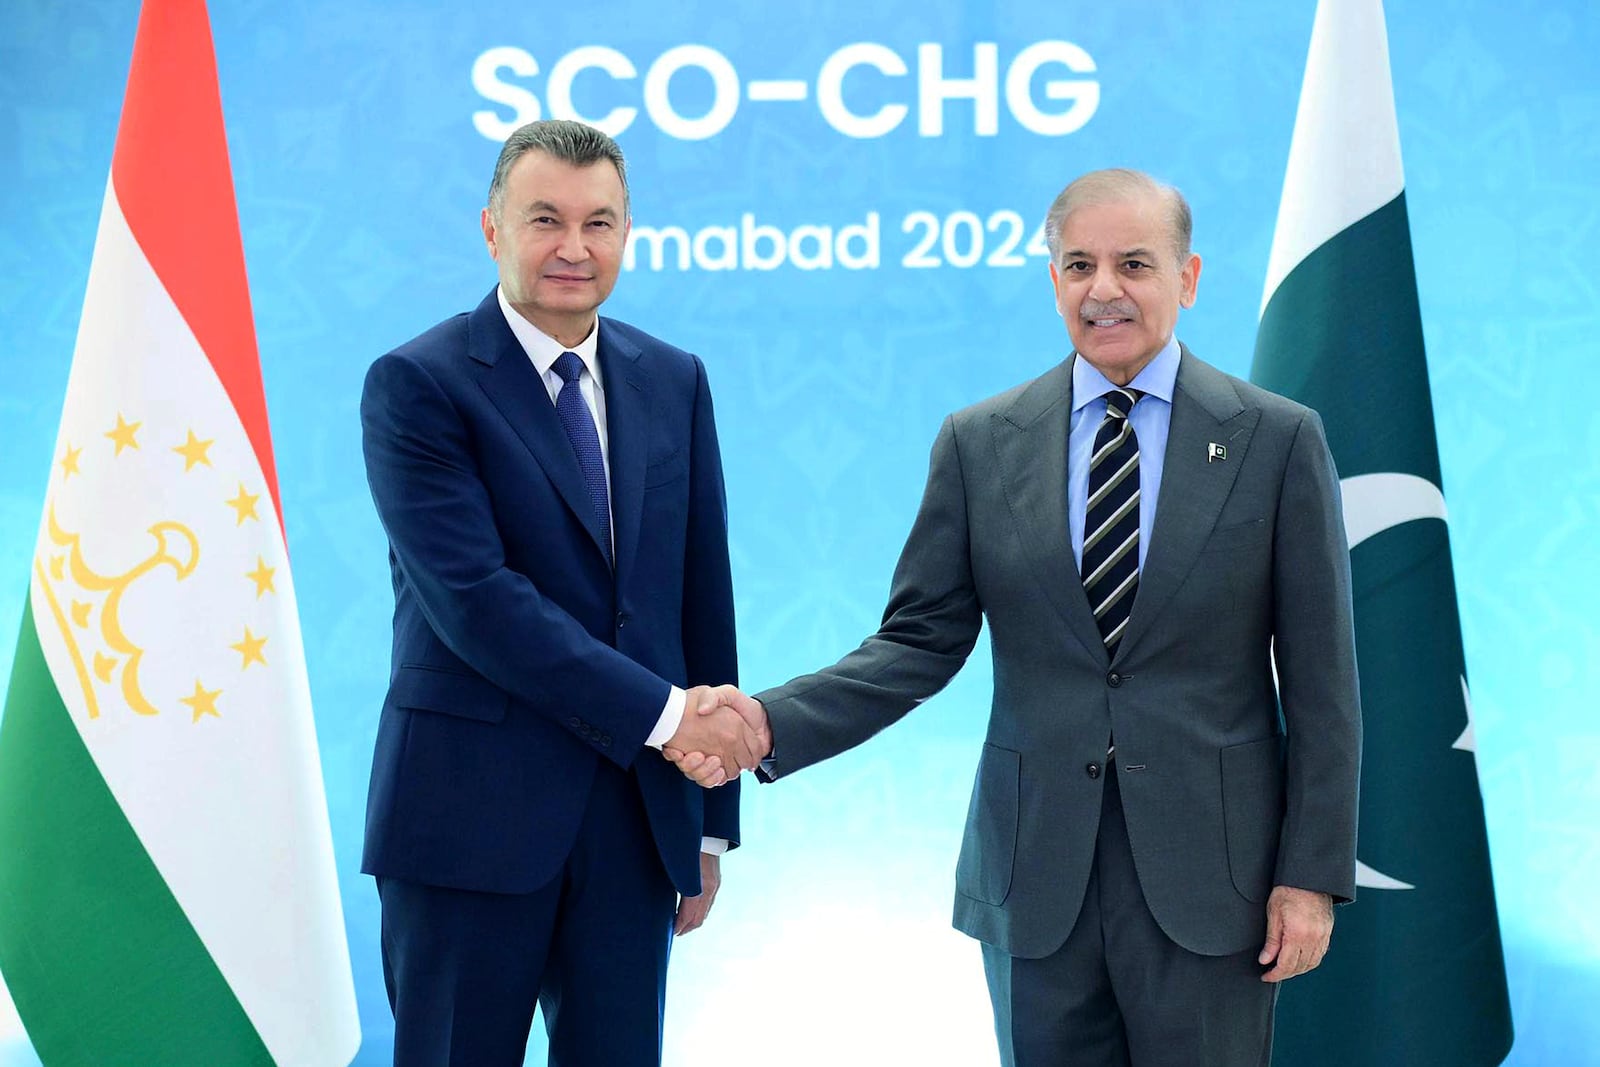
[230,626,268,670]
[225,484,261,525]
[172,429,214,471]
[246,556,277,598]
[105,413,142,454]
[59,444,83,479]
[180,679,222,722]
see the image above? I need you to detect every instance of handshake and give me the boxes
[663,685,771,788]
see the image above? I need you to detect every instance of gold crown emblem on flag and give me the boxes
[37,506,200,719]
[31,414,276,725]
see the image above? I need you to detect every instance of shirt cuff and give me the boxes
[700,837,729,856]
[645,685,686,749]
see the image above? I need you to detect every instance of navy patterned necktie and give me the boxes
[552,351,612,567]
[1082,387,1142,655]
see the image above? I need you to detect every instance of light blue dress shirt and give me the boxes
[1067,336,1181,571]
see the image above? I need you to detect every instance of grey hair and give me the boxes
[487,119,630,221]
[1043,168,1192,267]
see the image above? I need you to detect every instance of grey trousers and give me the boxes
[982,764,1277,1067]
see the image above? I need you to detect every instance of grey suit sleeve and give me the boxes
[758,416,983,777]
[1271,409,1363,902]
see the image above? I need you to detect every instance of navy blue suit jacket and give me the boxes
[359,290,739,897]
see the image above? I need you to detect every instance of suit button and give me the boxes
[600,733,612,747]
[616,612,628,629]
[568,716,582,728]
[1086,763,1102,779]
[1106,672,1123,688]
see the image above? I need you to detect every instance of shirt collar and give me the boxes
[496,285,602,383]
[1071,335,1182,413]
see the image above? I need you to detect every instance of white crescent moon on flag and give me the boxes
[1341,471,1448,549]
[1356,860,1416,891]
[1340,472,1450,892]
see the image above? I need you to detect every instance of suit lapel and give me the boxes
[1117,347,1258,660]
[467,292,612,567]
[990,361,1110,665]
[597,320,649,589]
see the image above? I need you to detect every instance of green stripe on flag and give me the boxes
[0,597,274,1067]
[1283,516,1514,1063]
[1254,194,1440,484]
[1254,194,1513,1065]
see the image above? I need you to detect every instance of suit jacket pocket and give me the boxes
[390,664,509,724]
[643,448,687,488]
[1220,735,1285,903]
[1200,517,1269,554]
[955,743,1021,906]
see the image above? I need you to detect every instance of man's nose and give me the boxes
[1088,267,1123,301]
[555,224,588,262]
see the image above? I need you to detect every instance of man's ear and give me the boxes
[481,206,499,260]
[1178,252,1201,308]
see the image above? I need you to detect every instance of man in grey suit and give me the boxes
[669,168,1361,1066]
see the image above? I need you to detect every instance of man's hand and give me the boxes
[674,852,721,935]
[664,685,770,787]
[664,685,770,786]
[1258,885,1334,982]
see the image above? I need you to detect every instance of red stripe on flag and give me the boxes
[110,0,283,527]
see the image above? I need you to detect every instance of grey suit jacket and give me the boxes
[758,347,1361,959]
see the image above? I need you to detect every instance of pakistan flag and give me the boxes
[1251,1,1513,1064]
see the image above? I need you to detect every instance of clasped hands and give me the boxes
[663,685,770,787]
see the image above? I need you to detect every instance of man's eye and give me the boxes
[1066,261,1091,272]
[1124,260,1148,271]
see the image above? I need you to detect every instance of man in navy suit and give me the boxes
[360,119,768,1067]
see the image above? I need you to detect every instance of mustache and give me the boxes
[1081,300,1137,319]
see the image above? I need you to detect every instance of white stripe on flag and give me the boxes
[1260,0,1405,313]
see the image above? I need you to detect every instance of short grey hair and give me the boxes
[1043,168,1192,267]
[487,119,630,221]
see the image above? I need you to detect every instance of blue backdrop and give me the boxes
[1,2,1595,1064]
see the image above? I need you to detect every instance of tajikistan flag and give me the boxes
[0,1,360,1063]
[1251,1,1513,1064]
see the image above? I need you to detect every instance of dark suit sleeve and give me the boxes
[361,351,670,762]
[680,356,742,845]
[1270,409,1362,902]
[758,415,983,777]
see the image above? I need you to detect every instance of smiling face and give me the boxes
[481,149,630,347]
[1049,191,1201,386]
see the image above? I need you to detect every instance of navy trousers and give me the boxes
[379,758,678,1067]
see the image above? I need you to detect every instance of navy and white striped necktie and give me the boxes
[1082,387,1141,655]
